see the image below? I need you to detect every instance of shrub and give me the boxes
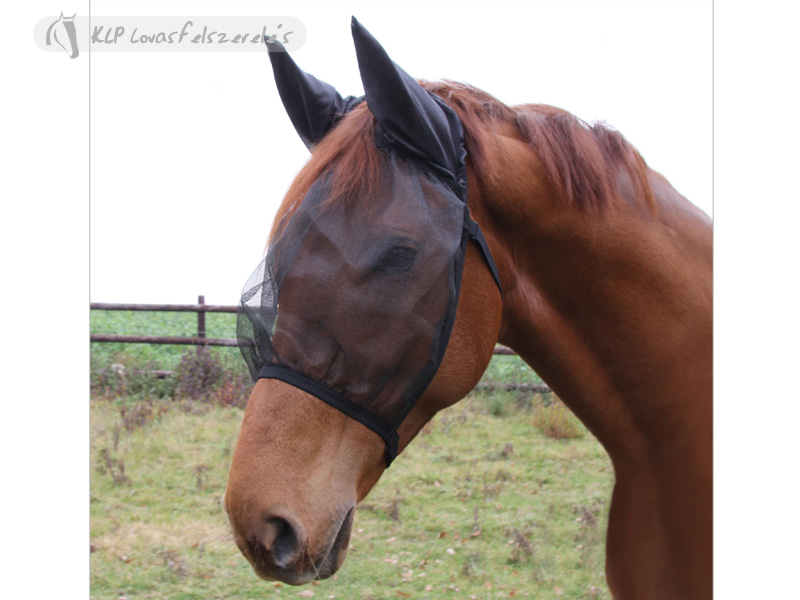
[173,348,223,400]
[90,354,178,400]
[488,394,508,417]
[210,371,253,408]
[534,397,584,440]
[119,399,169,431]
[90,355,128,398]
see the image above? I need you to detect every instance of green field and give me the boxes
[90,311,614,599]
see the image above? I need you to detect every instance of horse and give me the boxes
[46,12,79,59]
[224,18,712,600]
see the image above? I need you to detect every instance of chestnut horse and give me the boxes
[225,23,712,600]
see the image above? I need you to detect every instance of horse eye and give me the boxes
[379,245,418,272]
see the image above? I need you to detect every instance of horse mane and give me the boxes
[270,81,653,241]
[424,80,654,211]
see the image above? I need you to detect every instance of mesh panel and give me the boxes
[237,153,467,427]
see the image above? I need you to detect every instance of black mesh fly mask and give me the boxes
[238,19,503,466]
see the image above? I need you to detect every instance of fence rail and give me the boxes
[90,302,238,314]
[89,297,517,355]
[90,297,547,392]
[90,334,240,347]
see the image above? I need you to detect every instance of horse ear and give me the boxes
[351,17,464,184]
[265,38,362,150]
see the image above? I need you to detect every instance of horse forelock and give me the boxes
[269,105,383,243]
[269,81,655,244]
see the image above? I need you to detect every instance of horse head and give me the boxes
[224,18,504,584]
[46,12,79,59]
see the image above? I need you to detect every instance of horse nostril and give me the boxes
[250,516,301,570]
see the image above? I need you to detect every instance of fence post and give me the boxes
[197,295,206,347]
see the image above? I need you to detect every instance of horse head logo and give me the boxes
[46,13,79,59]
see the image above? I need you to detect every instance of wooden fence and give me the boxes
[90,296,239,347]
[90,296,551,393]
[90,296,516,354]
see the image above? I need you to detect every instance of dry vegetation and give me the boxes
[90,312,614,599]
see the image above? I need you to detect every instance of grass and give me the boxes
[90,311,615,599]
[90,395,613,599]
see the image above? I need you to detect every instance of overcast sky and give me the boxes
[90,0,712,305]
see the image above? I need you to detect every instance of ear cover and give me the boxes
[350,17,468,200]
[266,38,363,149]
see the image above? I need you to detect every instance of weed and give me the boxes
[461,552,484,578]
[573,501,606,570]
[96,447,129,485]
[119,399,168,432]
[174,348,223,400]
[587,585,605,598]
[210,371,252,408]
[471,506,483,538]
[112,423,121,451]
[158,547,188,579]
[386,495,402,522]
[514,392,536,411]
[534,397,584,440]
[126,370,178,399]
[508,528,534,565]
[90,356,128,398]
[486,442,515,462]
[91,355,179,400]
[436,411,468,434]
[488,394,507,416]
[194,464,209,490]
[481,473,504,501]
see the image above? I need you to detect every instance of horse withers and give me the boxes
[224,19,712,600]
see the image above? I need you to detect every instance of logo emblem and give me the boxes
[46,13,79,59]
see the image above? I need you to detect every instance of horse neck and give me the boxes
[469,131,713,461]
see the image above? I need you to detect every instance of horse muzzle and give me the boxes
[230,503,355,585]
